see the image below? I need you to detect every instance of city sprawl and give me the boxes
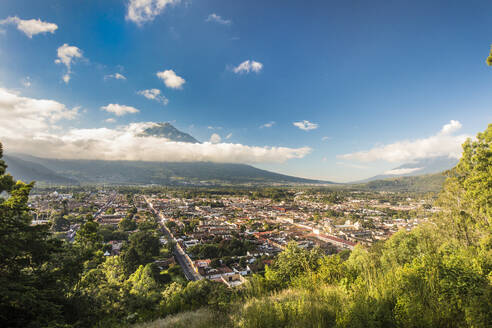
[29,187,436,286]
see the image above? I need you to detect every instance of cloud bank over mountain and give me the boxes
[0,87,310,164]
[339,120,469,163]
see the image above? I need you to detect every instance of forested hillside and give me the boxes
[358,172,447,193]
[0,124,490,328]
[5,154,330,185]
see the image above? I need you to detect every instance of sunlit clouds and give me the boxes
[293,120,318,131]
[233,60,263,74]
[0,16,58,38]
[101,104,140,116]
[54,44,83,83]
[138,88,169,105]
[339,120,469,162]
[157,69,186,89]
[0,88,311,164]
[126,0,181,26]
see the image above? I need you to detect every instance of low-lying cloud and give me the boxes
[0,87,310,164]
[384,167,423,175]
[339,120,469,163]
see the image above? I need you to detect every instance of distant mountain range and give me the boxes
[3,155,79,185]
[355,156,458,183]
[4,154,330,186]
[3,123,332,185]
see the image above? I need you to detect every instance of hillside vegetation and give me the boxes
[0,124,490,328]
[357,172,446,193]
[5,154,330,185]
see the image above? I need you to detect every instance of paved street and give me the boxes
[146,197,201,281]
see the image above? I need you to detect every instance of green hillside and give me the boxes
[6,154,331,185]
[356,172,447,193]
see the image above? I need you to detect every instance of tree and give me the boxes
[52,213,70,231]
[125,263,161,321]
[75,218,104,253]
[121,231,160,275]
[0,143,72,327]
[436,124,491,245]
[264,242,323,289]
[487,45,492,66]
[119,216,137,231]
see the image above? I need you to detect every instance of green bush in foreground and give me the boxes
[133,308,230,328]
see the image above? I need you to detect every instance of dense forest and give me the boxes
[0,124,490,328]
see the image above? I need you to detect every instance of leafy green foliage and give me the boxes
[487,45,492,66]
[188,237,255,259]
[121,231,160,275]
[0,143,82,327]
[360,172,446,193]
[119,216,138,231]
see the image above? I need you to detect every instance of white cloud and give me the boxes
[0,16,58,38]
[156,69,185,89]
[126,0,180,25]
[105,118,116,123]
[55,44,83,68]
[101,104,140,116]
[293,120,318,131]
[206,13,231,25]
[210,133,221,144]
[321,136,331,141]
[0,88,311,164]
[439,119,462,136]
[384,167,423,175]
[105,73,126,80]
[339,120,469,163]
[233,60,263,74]
[225,133,232,140]
[137,88,168,105]
[260,121,275,128]
[54,44,83,84]
[0,87,78,140]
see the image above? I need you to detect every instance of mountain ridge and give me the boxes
[5,153,333,186]
[140,122,200,143]
[353,156,458,183]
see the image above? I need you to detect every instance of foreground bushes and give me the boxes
[235,287,344,328]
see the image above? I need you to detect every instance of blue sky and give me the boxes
[0,0,490,182]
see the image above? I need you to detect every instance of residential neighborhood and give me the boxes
[27,187,435,287]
